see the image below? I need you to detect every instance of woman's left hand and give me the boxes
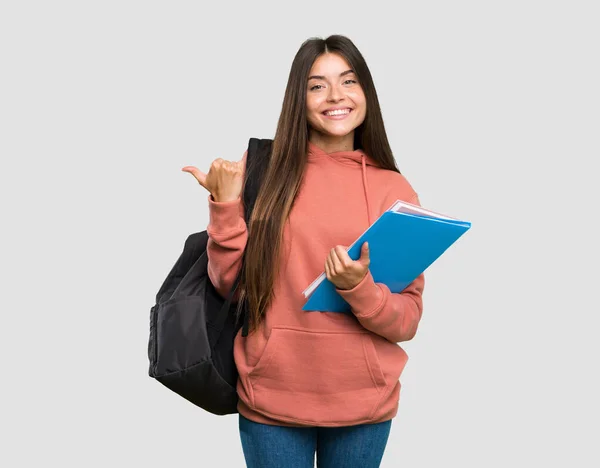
[325,242,370,291]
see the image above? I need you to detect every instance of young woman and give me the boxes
[182,35,425,468]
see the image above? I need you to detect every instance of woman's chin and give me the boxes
[318,124,358,138]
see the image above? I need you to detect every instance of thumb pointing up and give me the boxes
[359,242,370,266]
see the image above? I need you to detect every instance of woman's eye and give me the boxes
[344,79,357,85]
[310,84,323,91]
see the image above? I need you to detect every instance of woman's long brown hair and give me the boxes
[237,35,401,334]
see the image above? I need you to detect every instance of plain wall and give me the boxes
[1,1,598,466]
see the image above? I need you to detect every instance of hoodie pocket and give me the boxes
[247,327,388,424]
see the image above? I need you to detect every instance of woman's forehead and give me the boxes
[309,53,353,77]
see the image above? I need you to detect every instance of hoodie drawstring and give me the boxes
[361,155,372,226]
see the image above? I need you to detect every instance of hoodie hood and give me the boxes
[308,140,377,225]
[307,141,379,167]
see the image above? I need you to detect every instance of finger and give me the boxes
[181,166,208,188]
[334,246,351,268]
[234,158,245,174]
[330,248,344,274]
[222,160,242,175]
[235,159,246,174]
[326,253,337,276]
[233,161,244,175]
[325,254,334,279]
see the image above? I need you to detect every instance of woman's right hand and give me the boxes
[182,154,246,203]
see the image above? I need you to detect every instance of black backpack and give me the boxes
[147,137,272,415]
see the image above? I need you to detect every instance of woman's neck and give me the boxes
[308,131,355,153]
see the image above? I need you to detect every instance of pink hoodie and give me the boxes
[206,141,425,427]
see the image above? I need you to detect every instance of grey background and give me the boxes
[1,1,598,466]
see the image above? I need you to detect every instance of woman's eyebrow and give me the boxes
[308,69,355,81]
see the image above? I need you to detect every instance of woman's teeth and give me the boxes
[324,109,351,116]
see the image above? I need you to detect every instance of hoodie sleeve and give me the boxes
[206,151,249,299]
[206,195,248,299]
[336,270,425,343]
[335,191,425,343]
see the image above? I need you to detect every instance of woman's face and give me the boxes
[306,53,367,141]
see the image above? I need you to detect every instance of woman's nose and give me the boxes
[327,85,344,102]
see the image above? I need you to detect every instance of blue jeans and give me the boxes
[239,414,392,468]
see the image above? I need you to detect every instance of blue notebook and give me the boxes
[301,200,471,312]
